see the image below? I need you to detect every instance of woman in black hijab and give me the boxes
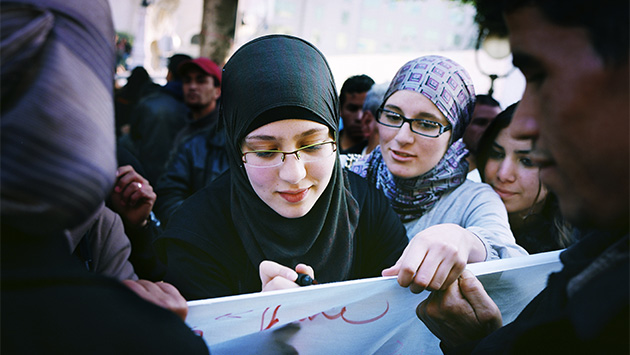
[156,35,408,300]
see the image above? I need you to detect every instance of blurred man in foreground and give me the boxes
[1,0,208,352]
[417,1,629,353]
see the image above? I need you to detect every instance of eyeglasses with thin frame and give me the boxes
[242,140,337,168]
[376,108,452,138]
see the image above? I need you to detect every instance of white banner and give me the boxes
[187,250,563,354]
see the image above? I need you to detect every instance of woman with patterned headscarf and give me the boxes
[155,35,410,301]
[343,56,527,292]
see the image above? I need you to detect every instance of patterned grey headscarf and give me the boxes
[384,55,475,141]
[1,0,117,237]
[347,55,475,222]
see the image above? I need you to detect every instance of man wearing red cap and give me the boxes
[172,57,222,147]
[154,58,228,224]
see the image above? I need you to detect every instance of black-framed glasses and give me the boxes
[242,141,337,168]
[376,108,452,138]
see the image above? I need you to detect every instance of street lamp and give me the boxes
[474,30,515,97]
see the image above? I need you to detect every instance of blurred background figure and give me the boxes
[114,66,153,137]
[463,94,501,182]
[122,53,192,186]
[359,83,388,156]
[115,33,132,73]
[339,74,374,153]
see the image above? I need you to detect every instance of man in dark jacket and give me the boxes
[338,74,374,153]
[155,120,229,225]
[416,1,629,353]
[154,57,226,225]
[171,57,222,148]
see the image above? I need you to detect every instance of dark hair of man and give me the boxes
[476,94,500,108]
[167,54,192,81]
[339,74,375,108]
[502,0,629,66]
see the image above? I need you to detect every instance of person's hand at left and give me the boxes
[416,270,502,350]
[382,223,486,293]
[259,260,315,292]
[110,165,156,228]
[122,279,188,321]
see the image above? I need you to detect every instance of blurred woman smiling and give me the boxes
[477,103,574,253]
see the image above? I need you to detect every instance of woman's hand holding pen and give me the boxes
[259,260,316,292]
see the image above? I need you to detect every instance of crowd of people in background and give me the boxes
[1,0,627,353]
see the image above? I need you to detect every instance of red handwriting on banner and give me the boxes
[260,300,390,331]
[389,340,403,355]
[319,301,390,324]
[215,310,254,320]
[260,305,281,331]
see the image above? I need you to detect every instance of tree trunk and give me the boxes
[200,0,238,65]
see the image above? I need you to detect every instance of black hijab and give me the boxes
[221,35,360,283]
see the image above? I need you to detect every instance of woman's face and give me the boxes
[484,124,548,215]
[378,90,452,178]
[241,119,336,218]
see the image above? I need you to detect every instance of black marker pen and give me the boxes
[296,273,318,286]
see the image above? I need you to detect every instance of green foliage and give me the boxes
[116,31,134,46]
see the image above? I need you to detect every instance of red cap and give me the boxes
[178,57,222,85]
